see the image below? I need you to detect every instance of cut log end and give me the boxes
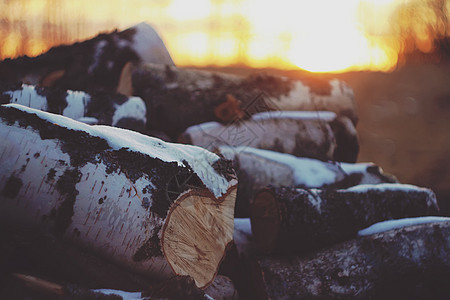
[162,187,237,289]
[250,189,281,254]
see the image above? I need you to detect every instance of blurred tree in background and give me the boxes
[391,0,450,64]
[0,0,449,68]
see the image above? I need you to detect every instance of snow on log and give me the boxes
[0,22,173,92]
[358,216,450,236]
[219,146,397,217]
[128,63,357,138]
[0,104,237,289]
[250,221,450,300]
[251,184,439,254]
[0,83,147,132]
[180,111,359,162]
[93,289,144,299]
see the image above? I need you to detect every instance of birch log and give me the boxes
[0,83,147,132]
[250,221,450,300]
[128,63,357,138]
[251,184,439,254]
[180,111,359,162]
[0,22,173,92]
[219,146,397,217]
[0,104,237,289]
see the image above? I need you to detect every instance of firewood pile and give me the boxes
[0,23,449,300]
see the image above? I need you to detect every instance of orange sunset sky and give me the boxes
[0,0,448,72]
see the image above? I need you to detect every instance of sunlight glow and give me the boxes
[167,0,211,21]
[215,37,239,65]
[172,32,209,65]
[0,0,438,73]
[2,33,22,58]
[242,0,399,72]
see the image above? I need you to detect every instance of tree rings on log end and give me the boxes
[250,189,281,254]
[161,187,237,289]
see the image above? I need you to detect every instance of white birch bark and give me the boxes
[0,104,237,288]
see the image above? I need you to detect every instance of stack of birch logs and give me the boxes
[1,23,449,300]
